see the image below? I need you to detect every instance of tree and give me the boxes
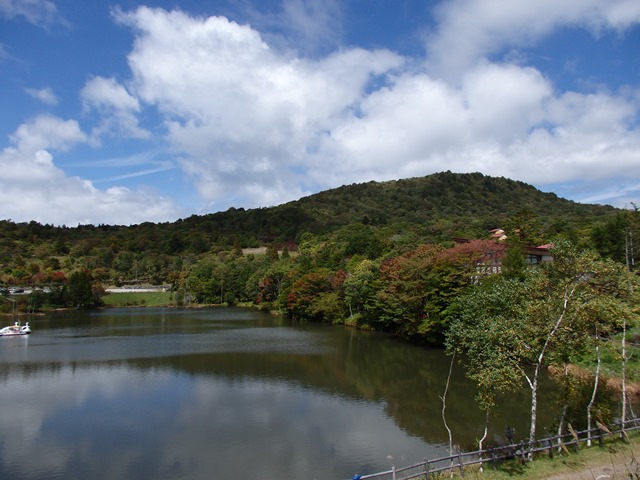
[592,207,639,268]
[374,244,442,334]
[343,259,379,319]
[265,244,279,261]
[66,270,101,308]
[287,271,338,322]
[448,240,637,452]
[501,234,527,280]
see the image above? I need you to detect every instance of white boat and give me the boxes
[0,321,31,336]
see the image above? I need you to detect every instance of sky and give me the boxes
[1,0,639,226]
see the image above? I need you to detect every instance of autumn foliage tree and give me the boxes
[286,270,346,322]
[372,240,505,341]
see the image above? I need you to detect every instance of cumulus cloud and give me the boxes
[8,2,635,226]
[96,5,640,211]
[115,6,403,208]
[313,63,640,192]
[10,115,86,154]
[25,86,58,105]
[426,0,640,80]
[81,76,149,141]
[0,116,181,225]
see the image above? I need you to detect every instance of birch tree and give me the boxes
[447,240,637,454]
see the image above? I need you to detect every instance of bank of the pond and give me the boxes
[467,432,640,480]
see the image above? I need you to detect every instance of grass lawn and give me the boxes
[483,434,639,480]
[423,431,640,480]
[101,290,175,307]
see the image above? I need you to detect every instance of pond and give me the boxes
[0,307,559,479]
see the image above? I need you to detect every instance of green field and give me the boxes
[101,291,175,307]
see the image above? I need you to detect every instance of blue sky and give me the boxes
[1,0,639,226]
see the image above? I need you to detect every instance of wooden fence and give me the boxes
[348,417,640,480]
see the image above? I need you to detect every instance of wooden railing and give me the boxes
[348,418,640,480]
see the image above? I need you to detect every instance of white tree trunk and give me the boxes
[478,409,489,472]
[587,334,600,447]
[557,363,569,451]
[529,372,538,456]
[441,353,455,458]
[527,286,577,454]
[621,317,628,440]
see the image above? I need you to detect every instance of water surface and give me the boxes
[0,307,557,479]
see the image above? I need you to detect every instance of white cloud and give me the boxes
[427,0,640,80]
[9,114,86,155]
[82,76,140,111]
[0,0,62,28]
[25,86,58,105]
[81,76,149,141]
[115,6,403,209]
[312,62,640,199]
[240,0,344,55]
[96,5,640,212]
[0,116,182,225]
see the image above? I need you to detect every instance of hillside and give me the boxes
[174,171,615,245]
[1,172,617,253]
[0,171,633,314]
[165,172,615,242]
[291,171,613,235]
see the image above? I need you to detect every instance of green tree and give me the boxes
[343,259,380,321]
[501,235,527,280]
[448,240,637,451]
[591,208,639,267]
[66,270,101,308]
[265,244,279,262]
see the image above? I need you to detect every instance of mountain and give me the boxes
[0,171,630,298]
[175,171,616,244]
[0,172,618,260]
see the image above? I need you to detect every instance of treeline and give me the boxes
[174,232,509,343]
[1,173,638,332]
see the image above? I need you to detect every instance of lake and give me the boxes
[0,307,558,479]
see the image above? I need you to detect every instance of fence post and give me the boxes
[519,443,526,464]
[392,464,396,480]
[568,423,580,453]
[597,427,603,448]
[547,439,553,459]
[424,458,430,480]
[458,451,464,477]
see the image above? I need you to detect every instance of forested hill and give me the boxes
[1,171,618,253]
[175,171,615,245]
[1,171,635,306]
[287,171,614,236]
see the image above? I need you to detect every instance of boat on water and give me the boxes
[0,321,31,336]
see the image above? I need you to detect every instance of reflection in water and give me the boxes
[0,307,562,479]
